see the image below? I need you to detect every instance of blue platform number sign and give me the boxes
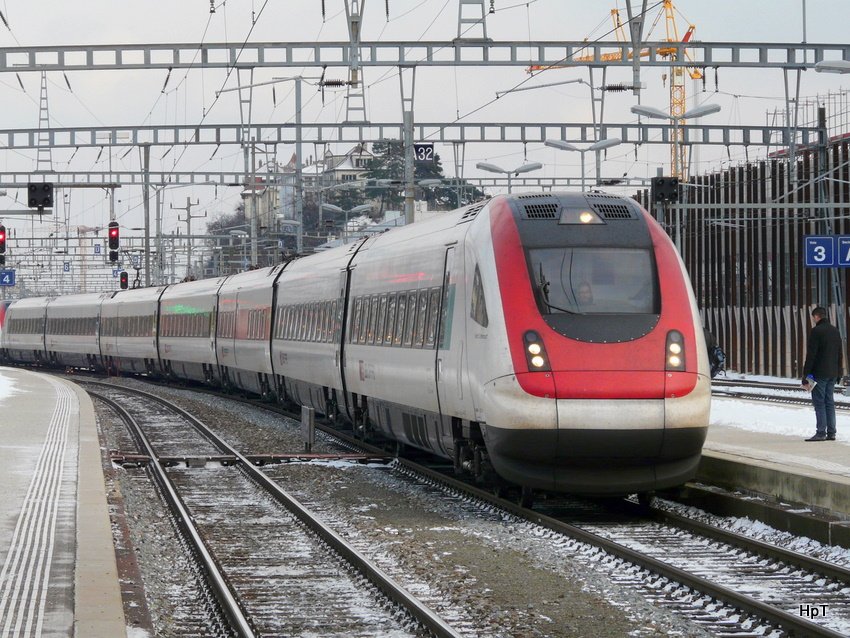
[0,270,16,287]
[805,236,835,268]
[63,262,70,272]
[838,237,850,267]
[94,244,101,255]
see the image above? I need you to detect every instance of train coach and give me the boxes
[0,192,711,498]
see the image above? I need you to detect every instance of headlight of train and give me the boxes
[665,330,685,371]
[524,331,551,371]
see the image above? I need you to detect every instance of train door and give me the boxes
[336,268,354,421]
[435,245,463,447]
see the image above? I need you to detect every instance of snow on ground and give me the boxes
[713,371,849,441]
[0,369,19,408]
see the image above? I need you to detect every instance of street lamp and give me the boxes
[475,161,543,194]
[630,102,721,179]
[815,60,850,74]
[229,230,249,270]
[321,203,373,243]
[544,138,621,192]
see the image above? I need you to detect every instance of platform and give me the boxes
[694,414,850,547]
[0,367,126,638]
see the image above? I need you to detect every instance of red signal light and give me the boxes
[107,221,120,251]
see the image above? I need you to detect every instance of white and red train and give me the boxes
[0,192,711,496]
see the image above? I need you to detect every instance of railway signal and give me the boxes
[0,224,5,266]
[27,182,54,209]
[108,221,120,262]
[119,270,128,289]
[651,176,679,203]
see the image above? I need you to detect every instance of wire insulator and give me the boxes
[603,83,629,92]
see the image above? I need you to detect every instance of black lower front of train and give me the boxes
[482,424,708,496]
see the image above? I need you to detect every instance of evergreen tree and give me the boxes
[364,139,484,212]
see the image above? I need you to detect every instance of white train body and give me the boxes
[0,193,710,495]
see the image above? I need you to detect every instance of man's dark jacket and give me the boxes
[802,317,844,381]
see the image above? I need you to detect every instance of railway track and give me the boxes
[383,460,850,637]
[712,378,850,409]
[86,375,850,636]
[85,381,461,638]
[181,384,850,637]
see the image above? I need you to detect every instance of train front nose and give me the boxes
[483,369,710,495]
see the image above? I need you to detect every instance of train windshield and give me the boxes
[528,248,659,315]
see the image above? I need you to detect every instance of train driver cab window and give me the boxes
[528,247,658,316]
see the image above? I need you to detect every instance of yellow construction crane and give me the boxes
[529,2,703,179]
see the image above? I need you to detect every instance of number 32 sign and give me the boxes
[413,142,435,163]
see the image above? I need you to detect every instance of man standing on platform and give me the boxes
[802,306,843,441]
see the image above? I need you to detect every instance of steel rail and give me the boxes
[388,460,847,638]
[630,501,850,585]
[85,381,462,638]
[88,378,848,637]
[89,391,256,638]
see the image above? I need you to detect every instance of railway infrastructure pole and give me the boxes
[400,66,416,226]
[142,143,151,287]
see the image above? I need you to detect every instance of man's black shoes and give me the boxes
[805,434,827,441]
[827,435,836,440]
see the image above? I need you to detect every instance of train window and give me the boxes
[426,288,441,349]
[326,301,334,343]
[470,265,489,328]
[281,308,287,339]
[305,303,314,342]
[403,291,417,347]
[316,301,328,343]
[384,294,397,345]
[393,294,406,346]
[414,289,428,348]
[273,308,282,339]
[324,302,332,342]
[285,306,292,339]
[311,302,320,342]
[366,295,379,344]
[527,247,659,315]
[350,298,362,344]
[373,295,385,345]
[294,305,302,340]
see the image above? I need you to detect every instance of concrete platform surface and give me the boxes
[0,367,126,638]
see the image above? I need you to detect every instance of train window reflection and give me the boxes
[426,288,440,348]
[528,248,658,315]
[367,295,379,344]
[394,294,406,346]
[385,294,397,345]
[403,291,417,347]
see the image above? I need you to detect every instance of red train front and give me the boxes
[468,192,711,495]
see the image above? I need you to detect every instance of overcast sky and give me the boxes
[0,0,848,235]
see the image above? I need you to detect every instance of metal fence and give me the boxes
[637,139,850,378]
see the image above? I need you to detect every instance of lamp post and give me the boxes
[815,60,850,74]
[475,161,543,194]
[543,138,621,191]
[321,203,372,244]
[229,230,249,271]
[630,102,721,180]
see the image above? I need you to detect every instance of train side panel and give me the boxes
[44,292,108,369]
[271,248,353,415]
[2,297,50,364]
[217,265,282,396]
[101,287,165,375]
[343,210,474,454]
[159,277,226,383]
